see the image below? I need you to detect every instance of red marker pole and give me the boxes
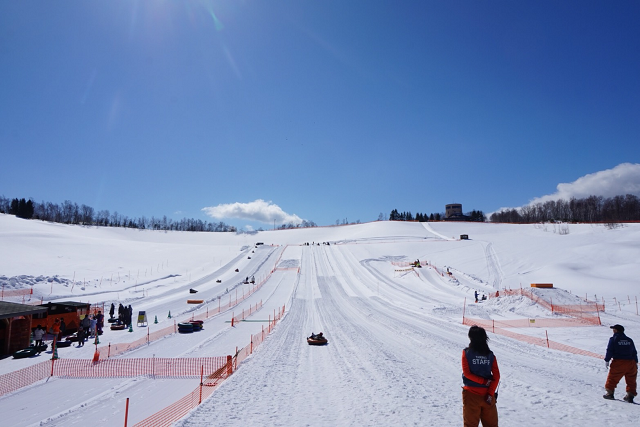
[124,398,129,427]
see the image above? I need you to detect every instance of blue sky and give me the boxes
[1,1,639,230]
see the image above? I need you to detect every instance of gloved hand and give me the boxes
[485,394,493,406]
[605,361,609,369]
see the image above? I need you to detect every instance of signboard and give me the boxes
[137,311,148,327]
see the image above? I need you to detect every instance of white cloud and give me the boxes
[202,200,303,225]
[529,163,640,205]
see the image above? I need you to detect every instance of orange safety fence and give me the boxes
[462,318,604,359]
[0,286,33,300]
[0,359,51,396]
[134,304,287,427]
[391,260,429,268]
[462,316,600,329]
[488,287,604,316]
[230,301,264,326]
[0,357,227,396]
[235,305,285,366]
[52,357,227,378]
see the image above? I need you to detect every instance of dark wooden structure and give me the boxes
[0,301,47,357]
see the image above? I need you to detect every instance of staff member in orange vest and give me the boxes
[603,324,637,403]
[462,325,500,427]
[51,318,61,342]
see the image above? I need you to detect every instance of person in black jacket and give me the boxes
[603,324,638,403]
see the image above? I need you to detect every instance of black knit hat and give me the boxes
[610,324,624,333]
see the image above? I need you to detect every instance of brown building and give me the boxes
[0,301,47,357]
[445,203,463,219]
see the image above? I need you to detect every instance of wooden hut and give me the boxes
[0,301,47,357]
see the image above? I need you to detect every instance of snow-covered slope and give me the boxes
[0,215,638,426]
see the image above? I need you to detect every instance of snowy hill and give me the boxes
[0,214,638,426]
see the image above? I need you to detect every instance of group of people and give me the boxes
[31,310,109,349]
[110,303,133,326]
[474,291,487,303]
[462,324,637,427]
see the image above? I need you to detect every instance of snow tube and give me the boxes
[189,288,198,293]
[57,340,72,347]
[187,299,204,304]
[189,320,203,331]
[178,322,194,333]
[31,343,48,352]
[110,323,126,330]
[307,336,328,346]
[13,348,38,359]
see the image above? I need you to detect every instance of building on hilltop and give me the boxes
[444,203,469,221]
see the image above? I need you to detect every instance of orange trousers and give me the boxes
[605,359,637,395]
[462,389,498,427]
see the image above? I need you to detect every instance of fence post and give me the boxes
[545,330,550,348]
[226,355,233,376]
[124,397,129,427]
[462,297,466,324]
[199,365,204,404]
[492,319,495,334]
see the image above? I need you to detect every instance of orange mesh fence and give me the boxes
[235,305,285,366]
[462,316,599,329]
[0,286,33,300]
[135,305,287,427]
[230,301,263,325]
[133,370,226,427]
[489,287,604,316]
[0,357,227,397]
[0,360,51,396]
[51,357,227,378]
[462,318,603,359]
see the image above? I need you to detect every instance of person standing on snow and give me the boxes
[95,311,104,335]
[474,291,479,303]
[33,325,45,347]
[51,318,61,342]
[77,323,85,347]
[603,324,637,403]
[81,314,91,342]
[462,325,500,427]
[89,315,97,338]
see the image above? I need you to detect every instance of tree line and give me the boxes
[388,209,486,222]
[0,196,236,232]
[489,194,640,223]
